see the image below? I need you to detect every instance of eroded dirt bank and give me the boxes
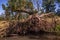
[0,13,60,38]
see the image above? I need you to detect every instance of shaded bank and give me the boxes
[0,13,60,37]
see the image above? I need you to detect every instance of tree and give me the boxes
[56,9,60,16]
[57,0,60,3]
[42,0,55,13]
[0,13,5,20]
[36,0,40,11]
[26,0,33,9]
[55,0,60,16]
[2,4,10,20]
[2,0,34,20]
[56,0,60,8]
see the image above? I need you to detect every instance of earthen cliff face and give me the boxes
[0,13,60,37]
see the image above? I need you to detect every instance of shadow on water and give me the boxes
[0,30,60,40]
[25,30,60,40]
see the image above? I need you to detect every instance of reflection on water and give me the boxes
[0,34,60,40]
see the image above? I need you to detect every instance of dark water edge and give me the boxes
[0,34,60,40]
[0,31,60,40]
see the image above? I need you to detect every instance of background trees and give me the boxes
[55,0,60,16]
[42,0,55,13]
[2,0,34,20]
[2,4,10,20]
[1,0,60,20]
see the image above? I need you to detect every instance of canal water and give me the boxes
[0,34,60,40]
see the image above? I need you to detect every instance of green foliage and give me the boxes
[0,17,4,20]
[2,4,6,10]
[57,0,60,3]
[8,0,33,11]
[2,0,34,20]
[0,14,5,20]
[55,26,60,36]
[55,25,60,31]
[42,0,55,13]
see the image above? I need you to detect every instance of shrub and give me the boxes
[55,25,60,31]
